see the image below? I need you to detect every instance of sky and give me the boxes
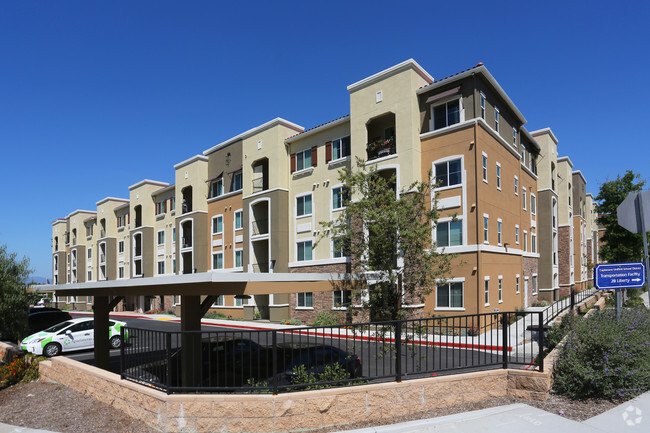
[1,0,649,280]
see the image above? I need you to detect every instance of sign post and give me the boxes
[595,262,646,318]
[617,190,650,294]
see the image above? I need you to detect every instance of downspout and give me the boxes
[472,72,481,314]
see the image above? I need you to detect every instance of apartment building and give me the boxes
[52,59,562,321]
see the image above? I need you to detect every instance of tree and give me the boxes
[319,159,453,321]
[0,244,38,341]
[595,170,646,263]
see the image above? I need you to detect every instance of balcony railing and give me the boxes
[252,178,265,193]
[366,136,396,161]
[251,218,269,236]
[182,237,192,248]
[251,262,269,273]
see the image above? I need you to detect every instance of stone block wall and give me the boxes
[39,356,553,433]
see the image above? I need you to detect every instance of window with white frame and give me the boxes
[496,163,501,190]
[513,128,517,147]
[482,153,488,182]
[232,171,243,191]
[235,250,243,268]
[118,240,124,254]
[296,194,312,217]
[332,186,347,210]
[117,215,126,228]
[211,177,223,198]
[432,98,461,130]
[234,210,243,230]
[532,233,537,253]
[297,292,313,308]
[480,92,486,119]
[87,247,92,260]
[213,295,225,307]
[155,200,165,215]
[118,266,125,279]
[497,219,502,245]
[514,176,519,195]
[332,136,351,160]
[484,277,490,305]
[521,144,526,167]
[333,290,351,308]
[434,158,462,187]
[436,219,463,247]
[516,274,520,293]
[172,227,176,243]
[212,252,224,269]
[157,260,165,275]
[532,275,538,294]
[437,281,463,309]
[515,225,520,244]
[498,276,503,303]
[332,238,348,258]
[172,259,176,274]
[297,240,313,261]
[234,296,244,307]
[531,194,537,215]
[494,107,500,132]
[483,215,489,243]
[212,215,223,234]
[157,230,165,246]
[523,230,528,252]
[523,187,527,210]
[296,149,312,171]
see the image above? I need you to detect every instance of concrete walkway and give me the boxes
[3,391,647,432]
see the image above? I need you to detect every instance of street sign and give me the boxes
[595,262,646,290]
[617,190,650,234]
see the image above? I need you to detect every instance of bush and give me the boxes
[310,312,341,327]
[553,308,650,400]
[204,311,227,320]
[547,313,576,351]
[0,355,28,389]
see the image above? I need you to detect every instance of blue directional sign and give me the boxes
[595,262,646,290]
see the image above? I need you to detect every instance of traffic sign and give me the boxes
[595,262,646,290]
[617,190,650,234]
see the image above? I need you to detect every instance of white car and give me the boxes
[20,317,128,357]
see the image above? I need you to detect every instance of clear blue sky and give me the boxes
[1,1,649,280]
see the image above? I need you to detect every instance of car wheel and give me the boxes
[44,343,62,357]
[109,335,122,349]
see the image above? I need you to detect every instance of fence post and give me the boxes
[120,327,125,379]
[501,313,508,369]
[166,332,172,393]
[395,321,402,382]
[537,311,544,372]
[272,330,278,395]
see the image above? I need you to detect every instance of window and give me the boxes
[523,187,527,210]
[211,178,223,198]
[521,144,526,167]
[483,216,489,243]
[496,163,501,190]
[235,297,243,307]
[482,154,488,182]
[157,230,165,246]
[513,128,517,147]
[514,176,519,196]
[498,277,503,303]
[332,187,348,210]
[172,227,176,243]
[333,290,351,308]
[213,295,225,306]
[516,275,520,294]
[87,248,92,260]
[531,194,537,215]
[117,215,126,228]
[157,261,165,275]
[434,158,462,187]
[480,92,485,119]
[232,171,242,191]
[484,278,490,305]
[437,281,463,308]
[515,225,520,244]
[156,200,166,215]
[497,219,502,245]
[296,149,312,171]
[432,99,461,130]
[532,233,537,253]
[524,231,528,252]
[234,210,243,230]
[333,238,349,258]
[235,250,243,268]
[296,194,312,217]
[494,107,500,132]
[332,136,351,160]
[212,252,224,270]
[212,215,223,235]
[532,275,538,295]
[436,220,463,247]
[87,270,92,281]
[297,240,313,261]
[172,259,176,274]
[297,292,313,308]
[118,240,124,254]
[86,225,92,238]
[118,266,125,279]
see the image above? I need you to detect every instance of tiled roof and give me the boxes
[286,115,350,140]
[418,63,484,91]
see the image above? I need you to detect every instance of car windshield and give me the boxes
[42,321,74,333]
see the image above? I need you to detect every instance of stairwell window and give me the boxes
[432,98,461,130]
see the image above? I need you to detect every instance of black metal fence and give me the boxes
[540,287,597,325]
[121,310,548,394]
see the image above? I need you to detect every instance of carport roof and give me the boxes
[37,272,349,297]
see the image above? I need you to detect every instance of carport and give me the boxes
[37,272,346,386]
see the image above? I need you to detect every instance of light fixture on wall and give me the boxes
[226,152,231,166]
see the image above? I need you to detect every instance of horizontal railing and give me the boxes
[540,286,597,325]
[121,310,546,394]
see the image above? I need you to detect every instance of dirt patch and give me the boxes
[0,380,621,432]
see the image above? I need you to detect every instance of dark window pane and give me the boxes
[433,105,447,130]
[448,159,461,185]
[435,162,448,187]
[447,100,460,125]
[450,282,463,308]
[450,221,462,246]
[437,284,449,307]
[437,223,449,247]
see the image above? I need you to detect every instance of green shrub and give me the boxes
[310,312,341,327]
[553,308,650,400]
[204,311,227,320]
[547,313,576,351]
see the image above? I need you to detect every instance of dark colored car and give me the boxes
[27,309,72,335]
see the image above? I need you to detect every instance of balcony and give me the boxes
[251,218,269,236]
[252,178,265,193]
[251,262,269,273]
[366,136,396,161]
[182,237,193,248]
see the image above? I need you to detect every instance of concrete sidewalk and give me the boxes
[3,392,648,433]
